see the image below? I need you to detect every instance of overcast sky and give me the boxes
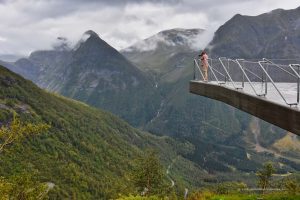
[0,0,299,59]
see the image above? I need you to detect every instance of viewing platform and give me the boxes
[190,58,300,136]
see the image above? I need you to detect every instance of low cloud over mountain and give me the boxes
[0,0,299,60]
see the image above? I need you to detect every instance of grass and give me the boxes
[211,193,300,200]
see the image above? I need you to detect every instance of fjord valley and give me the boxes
[0,3,300,200]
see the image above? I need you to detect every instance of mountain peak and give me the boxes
[84,30,99,38]
[73,30,104,51]
[80,30,101,43]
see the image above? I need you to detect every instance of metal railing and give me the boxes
[235,59,266,96]
[289,64,300,103]
[219,58,243,89]
[193,57,300,107]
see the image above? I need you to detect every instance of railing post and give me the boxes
[265,64,268,95]
[193,59,196,80]
[242,60,245,88]
[297,65,300,103]
[227,59,230,83]
[210,59,212,81]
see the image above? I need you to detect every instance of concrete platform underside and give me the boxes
[190,81,300,136]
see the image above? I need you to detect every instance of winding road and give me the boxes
[166,157,189,199]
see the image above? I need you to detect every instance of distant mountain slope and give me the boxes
[0,65,207,199]
[122,22,300,175]
[3,30,161,126]
[209,6,300,58]
[122,28,204,82]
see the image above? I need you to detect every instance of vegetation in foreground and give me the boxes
[120,162,300,200]
[0,65,173,199]
[0,114,50,199]
[0,65,201,198]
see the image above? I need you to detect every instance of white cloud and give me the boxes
[0,0,299,59]
[0,36,7,42]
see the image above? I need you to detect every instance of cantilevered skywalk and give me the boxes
[190,58,300,136]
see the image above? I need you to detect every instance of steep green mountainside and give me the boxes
[3,30,161,127]
[0,65,208,199]
[209,6,300,58]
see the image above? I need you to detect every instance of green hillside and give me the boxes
[0,65,206,199]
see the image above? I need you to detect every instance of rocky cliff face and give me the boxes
[209,7,300,59]
[122,28,204,79]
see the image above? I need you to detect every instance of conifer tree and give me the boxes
[256,162,275,194]
[0,113,50,153]
[132,150,165,196]
[0,113,50,199]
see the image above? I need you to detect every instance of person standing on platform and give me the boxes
[200,51,209,81]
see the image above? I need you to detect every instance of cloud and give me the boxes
[189,27,216,51]
[0,36,7,42]
[0,0,299,60]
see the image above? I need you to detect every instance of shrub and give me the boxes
[117,194,162,200]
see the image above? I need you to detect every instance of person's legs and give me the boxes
[203,64,208,81]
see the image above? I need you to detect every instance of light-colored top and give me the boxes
[201,54,208,67]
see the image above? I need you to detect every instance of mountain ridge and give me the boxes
[209,6,300,58]
[2,30,161,126]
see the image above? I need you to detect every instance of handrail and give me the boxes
[263,58,298,79]
[219,58,243,89]
[258,61,298,106]
[235,59,266,96]
[241,60,261,64]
